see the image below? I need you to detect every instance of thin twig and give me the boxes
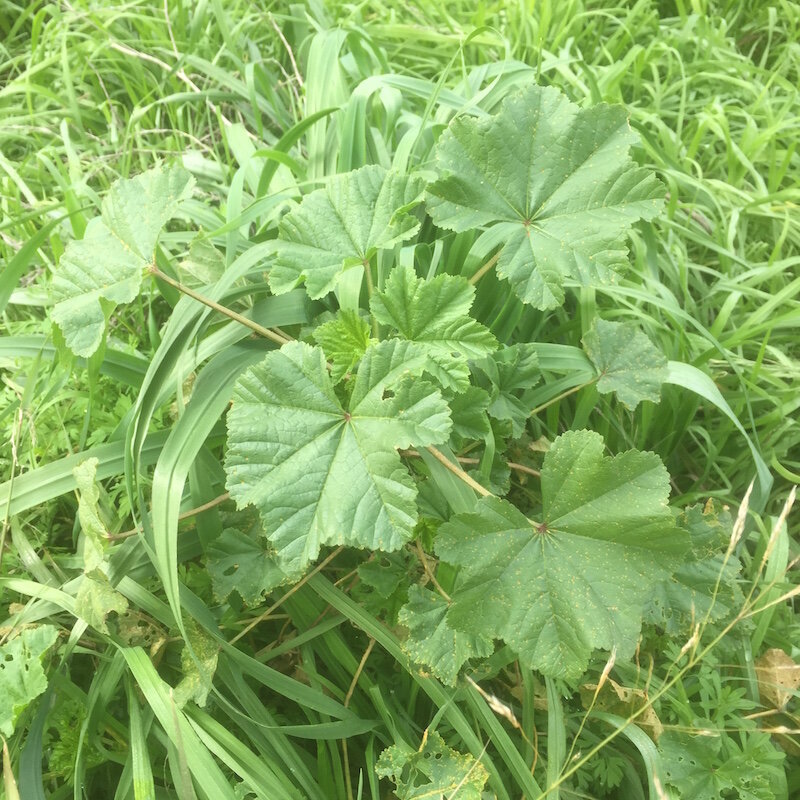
[150,266,291,347]
[229,547,343,645]
[468,251,501,285]
[414,540,451,602]
[110,492,231,540]
[425,446,493,497]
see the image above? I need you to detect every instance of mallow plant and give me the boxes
[41,81,772,796]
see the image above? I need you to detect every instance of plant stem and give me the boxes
[468,251,501,285]
[425,446,493,497]
[528,380,596,418]
[150,266,291,347]
[401,449,540,478]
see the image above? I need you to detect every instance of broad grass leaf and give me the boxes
[225,340,451,576]
[370,266,497,392]
[582,318,667,408]
[376,730,489,799]
[0,626,58,737]
[268,166,425,299]
[426,84,664,309]
[51,166,194,356]
[436,430,689,679]
[399,585,493,685]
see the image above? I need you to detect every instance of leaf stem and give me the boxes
[401,449,540,478]
[425,446,493,497]
[110,491,232,540]
[150,266,291,347]
[468,251,501,286]
[528,380,596,418]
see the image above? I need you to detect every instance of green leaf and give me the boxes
[178,237,226,286]
[448,385,492,440]
[436,430,688,679]
[0,626,59,737]
[225,340,452,576]
[376,730,489,800]
[582,318,667,408]
[426,84,664,309]
[646,502,742,635]
[370,267,497,391]
[174,620,219,709]
[659,731,785,800]
[269,166,425,299]
[207,528,290,606]
[312,310,375,383]
[73,458,108,573]
[74,573,129,634]
[399,585,493,685]
[473,343,540,436]
[51,166,194,356]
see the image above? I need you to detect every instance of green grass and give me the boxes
[1,1,798,798]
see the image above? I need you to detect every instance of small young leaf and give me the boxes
[399,585,493,685]
[448,385,492,440]
[376,730,489,799]
[0,626,59,737]
[473,343,540,436]
[436,430,689,679]
[313,310,375,383]
[426,84,664,309]
[178,237,226,286]
[206,528,290,605]
[582,318,667,408]
[370,266,497,391]
[269,166,424,299]
[51,166,194,356]
[225,340,452,576]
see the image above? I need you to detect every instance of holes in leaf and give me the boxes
[382,389,395,400]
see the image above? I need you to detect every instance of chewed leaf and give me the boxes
[75,574,129,634]
[224,340,451,577]
[269,166,425,299]
[426,83,664,309]
[370,266,497,392]
[376,730,489,800]
[582,318,667,408]
[436,430,688,679]
[400,584,493,685]
[207,528,290,605]
[51,166,194,356]
[0,625,59,737]
[174,619,219,709]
